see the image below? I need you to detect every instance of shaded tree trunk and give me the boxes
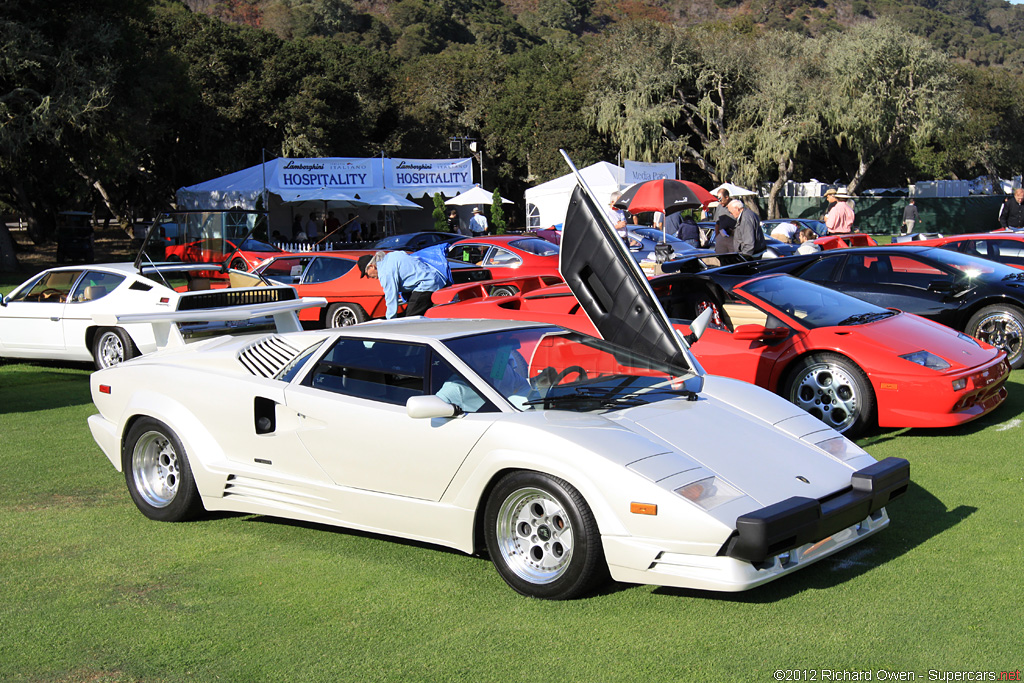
[767,155,793,220]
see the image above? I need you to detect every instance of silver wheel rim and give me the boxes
[789,362,860,433]
[495,487,574,585]
[493,287,515,297]
[330,306,357,327]
[972,311,1023,364]
[132,431,180,508]
[98,332,125,368]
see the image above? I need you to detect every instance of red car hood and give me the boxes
[821,311,1001,369]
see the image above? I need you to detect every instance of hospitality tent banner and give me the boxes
[275,157,378,193]
[385,158,474,198]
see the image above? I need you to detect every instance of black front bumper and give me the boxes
[720,457,910,564]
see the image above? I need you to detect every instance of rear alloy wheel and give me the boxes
[490,285,518,297]
[484,471,608,600]
[967,305,1024,369]
[122,418,203,522]
[783,352,874,438]
[92,327,137,370]
[326,302,366,328]
[230,257,248,271]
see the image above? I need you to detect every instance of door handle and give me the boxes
[50,317,60,321]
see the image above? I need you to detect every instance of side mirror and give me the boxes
[407,395,463,419]
[688,307,714,343]
[733,324,789,341]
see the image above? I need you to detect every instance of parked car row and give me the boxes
[83,182,913,600]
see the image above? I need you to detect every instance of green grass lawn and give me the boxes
[2,360,1022,683]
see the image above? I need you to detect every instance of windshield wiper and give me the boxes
[523,385,698,409]
[1002,272,1024,282]
[522,389,645,409]
[837,311,896,326]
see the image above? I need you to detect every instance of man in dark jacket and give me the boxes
[999,188,1024,229]
[727,199,766,256]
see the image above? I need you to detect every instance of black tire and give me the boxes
[484,471,608,600]
[122,418,204,522]
[92,327,137,370]
[782,352,874,438]
[230,257,248,271]
[966,304,1024,369]
[325,302,366,328]
[490,285,518,297]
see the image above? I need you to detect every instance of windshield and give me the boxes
[633,228,685,245]
[509,238,559,256]
[444,327,698,412]
[920,247,1016,278]
[739,275,896,329]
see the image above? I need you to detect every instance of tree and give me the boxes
[432,193,448,231]
[820,20,962,194]
[490,189,507,233]
[0,0,152,263]
[726,31,825,218]
[583,21,757,184]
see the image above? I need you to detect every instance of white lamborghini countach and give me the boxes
[86,169,909,600]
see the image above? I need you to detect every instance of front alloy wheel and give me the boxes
[484,471,607,600]
[122,418,203,522]
[784,352,874,438]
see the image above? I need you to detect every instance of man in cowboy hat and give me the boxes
[469,207,489,236]
[823,188,854,235]
[358,251,446,319]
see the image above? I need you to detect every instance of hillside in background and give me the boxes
[189,0,1024,72]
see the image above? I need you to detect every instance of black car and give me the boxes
[373,231,461,252]
[710,245,1024,368]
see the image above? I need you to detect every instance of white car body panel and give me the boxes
[89,318,906,594]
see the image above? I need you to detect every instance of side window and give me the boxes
[70,271,126,303]
[306,338,426,406]
[261,257,309,285]
[305,257,354,284]
[13,270,84,303]
[429,354,497,414]
[485,248,522,267]
[798,257,840,283]
[449,244,487,264]
[887,255,952,288]
[992,240,1024,268]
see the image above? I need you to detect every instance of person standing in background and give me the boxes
[823,189,854,234]
[902,198,919,234]
[999,188,1024,230]
[470,207,489,236]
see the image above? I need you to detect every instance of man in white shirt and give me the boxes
[470,207,489,236]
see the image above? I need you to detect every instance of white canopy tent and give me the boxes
[445,185,512,207]
[524,161,625,229]
[710,182,756,197]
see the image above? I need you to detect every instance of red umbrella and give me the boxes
[614,179,715,215]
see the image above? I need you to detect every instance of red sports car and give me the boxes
[257,252,389,326]
[165,238,286,272]
[892,232,1024,270]
[427,271,1008,437]
[447,236,560,281]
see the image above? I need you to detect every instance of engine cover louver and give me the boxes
[237,336,301,378]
